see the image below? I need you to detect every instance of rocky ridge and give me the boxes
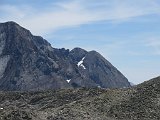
[0,21,130,90]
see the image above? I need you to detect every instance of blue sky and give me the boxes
[0,0,160,84]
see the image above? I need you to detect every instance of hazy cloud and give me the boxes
[146,38,160,55]
[0,0,160,35]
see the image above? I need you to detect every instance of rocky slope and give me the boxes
[0,76,160,120]
[0,21,130,90]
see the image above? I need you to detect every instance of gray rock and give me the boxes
[0,21,131,91]
[0,76,160,120]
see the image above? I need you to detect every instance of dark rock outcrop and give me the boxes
[0,21,130,91]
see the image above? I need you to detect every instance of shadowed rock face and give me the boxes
[0,21,130,91]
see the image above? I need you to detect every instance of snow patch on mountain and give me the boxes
[66,79,71,83]
[77,57,86,69]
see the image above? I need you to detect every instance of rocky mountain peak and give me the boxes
[69,47,87,62]
[0,21,131,91]
[0,21,31,37]
[1,21,19,27]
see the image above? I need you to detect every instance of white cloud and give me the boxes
[0,0,160,35]
[146,38,160,55]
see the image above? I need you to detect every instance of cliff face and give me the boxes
[0,21,130,91]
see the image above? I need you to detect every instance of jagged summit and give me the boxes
[0,21,19,25]
[0,21,29,34]
[0,21,131,91]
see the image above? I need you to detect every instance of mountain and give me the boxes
[0,76,160,120]
[0,21,130,91]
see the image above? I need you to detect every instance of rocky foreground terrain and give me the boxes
[0,76,160,120]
